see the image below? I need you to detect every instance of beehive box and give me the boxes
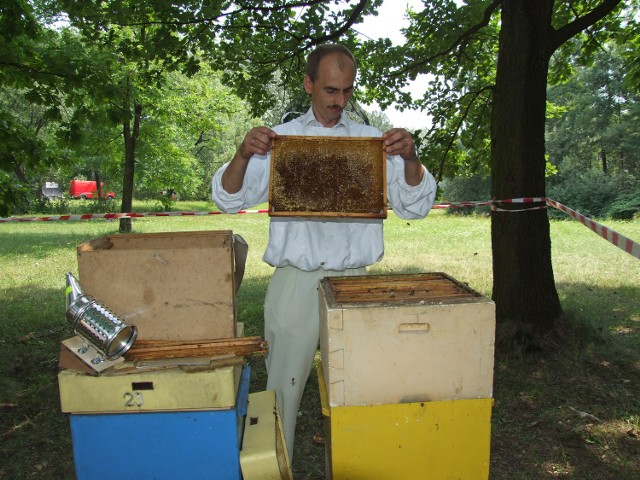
[68,366,250,480]
[318,272,495,407]
[77,230,238,341]
[58,361,244,413]
[318,364,492,480]
[269,135,387,218]
[240,390,293,480]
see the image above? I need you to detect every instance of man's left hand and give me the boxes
[383,128,418,162]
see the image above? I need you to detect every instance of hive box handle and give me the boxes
[398,323,430,333]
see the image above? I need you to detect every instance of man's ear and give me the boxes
[303,75,313,94]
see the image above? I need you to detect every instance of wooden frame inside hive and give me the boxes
[269,135,387,218]
[321,272,486,307]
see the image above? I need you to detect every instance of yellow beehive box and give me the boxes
[58,362,243,413]
[318,272,495,407]
[240,390,293,480]
[318,364,493,480]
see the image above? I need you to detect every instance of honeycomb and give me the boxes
[269,135,387,218]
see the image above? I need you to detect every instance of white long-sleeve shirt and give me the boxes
[212,108,437,271]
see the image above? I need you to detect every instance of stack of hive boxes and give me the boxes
[318,272,496,480]
[57,230,253,480]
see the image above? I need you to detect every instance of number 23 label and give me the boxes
[123,391,144,407]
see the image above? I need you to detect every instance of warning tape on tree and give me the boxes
[0,198,637,260]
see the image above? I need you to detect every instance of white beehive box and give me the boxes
[318,272,496,407]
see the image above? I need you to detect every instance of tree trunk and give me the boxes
[119,103,142,234]
[490,0,561,346]
[93,171,104,208]
[14,162,26,183]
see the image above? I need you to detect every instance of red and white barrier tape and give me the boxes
[1,198,637,259]
[492,197,548,213]
[433,200,491,209]
[544,199,639,259]
[490,198,639,258]
[437,197,547,209]
[0,209,269,223]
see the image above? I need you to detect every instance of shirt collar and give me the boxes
[302,108,349,130]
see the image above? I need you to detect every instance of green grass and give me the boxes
[1,203,639,479]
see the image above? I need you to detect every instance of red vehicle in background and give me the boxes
[69,180,115,200]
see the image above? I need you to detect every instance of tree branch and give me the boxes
[0,61,71,79]
[222,0,331,20]
[110,0,332,28]
[548,0,622,54]
[435,85,494,182]
[214,0,368,82]
[303,0,369,47]
[390,0,503,79]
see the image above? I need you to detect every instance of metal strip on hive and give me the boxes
[269,135,387,218]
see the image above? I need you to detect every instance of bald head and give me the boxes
[306,44,357,83]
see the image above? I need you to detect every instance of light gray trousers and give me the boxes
[264,265,366,461]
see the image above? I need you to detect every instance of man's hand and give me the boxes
[383,128,418,162]
[383,128,424,186]
[238,126,278,161]
[222,126,277,194]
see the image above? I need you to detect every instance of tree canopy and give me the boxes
[2,0,639,343]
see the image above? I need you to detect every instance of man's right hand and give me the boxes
[221,127,277,194]
[238,126,278,160]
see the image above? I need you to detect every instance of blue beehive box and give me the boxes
[68,365,250,480]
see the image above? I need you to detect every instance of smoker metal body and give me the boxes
[65,272,137,360]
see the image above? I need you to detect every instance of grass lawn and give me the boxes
[1,201,638,479]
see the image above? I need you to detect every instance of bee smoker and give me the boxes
[65,272,137,360]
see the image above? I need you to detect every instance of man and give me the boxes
[212,44,437,459]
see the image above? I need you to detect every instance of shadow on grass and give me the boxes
[1,273,637,479]
[489,280,639,480]
[0,285,75,480]
[491,344,640,479]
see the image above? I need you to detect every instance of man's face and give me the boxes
[304,53,355,128]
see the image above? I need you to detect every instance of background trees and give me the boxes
[548,46,639,177]
[546,46,640,219]
[356,0,638,344]
[134,67,260,204]
[0,1,260,220]
[1,0,638,344]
